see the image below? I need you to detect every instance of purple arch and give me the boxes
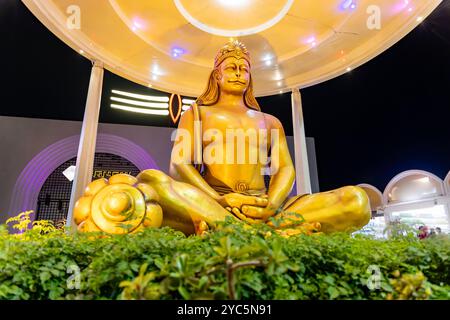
[8,134,159,218]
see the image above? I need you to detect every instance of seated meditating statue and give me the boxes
[73,40,371,236]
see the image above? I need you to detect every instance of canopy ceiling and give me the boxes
[22,0,441,97]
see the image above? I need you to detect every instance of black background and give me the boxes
[1,0,449,192]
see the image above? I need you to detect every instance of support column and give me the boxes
[67,61,104,231]
[291,88,312,195]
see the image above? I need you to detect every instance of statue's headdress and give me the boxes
[214,40,251,68]
[196,40,260,111]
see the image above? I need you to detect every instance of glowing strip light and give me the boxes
[173,0,294,37]
[111,104,169,115]
[182,105,191,111]
[182,98,196,105]
[111,90,169,102]
[111,96,169,109]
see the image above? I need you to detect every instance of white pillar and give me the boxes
[291,88,312,195]
[67,61,104,230]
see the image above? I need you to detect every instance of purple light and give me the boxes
[340,0,356,10]
[171,47,186,58]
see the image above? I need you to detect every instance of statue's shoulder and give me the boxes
[259,111,283,129]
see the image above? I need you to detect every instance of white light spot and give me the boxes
[63,166,76,182]
[217,0,249,8]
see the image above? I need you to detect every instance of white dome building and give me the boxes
[383,170,449,234]
[356,184,386,238]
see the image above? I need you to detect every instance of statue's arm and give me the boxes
[169,107,222,201]
[266,115,296,211]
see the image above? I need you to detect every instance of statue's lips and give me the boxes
[228,80,247,86]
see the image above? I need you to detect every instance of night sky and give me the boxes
[1,0,449,192]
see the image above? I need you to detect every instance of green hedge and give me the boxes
[0,217,449,300]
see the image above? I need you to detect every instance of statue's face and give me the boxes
[217,56,250,95]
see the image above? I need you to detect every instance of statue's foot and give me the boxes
[73,174,163,234]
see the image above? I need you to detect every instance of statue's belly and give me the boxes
[203,141,267,193]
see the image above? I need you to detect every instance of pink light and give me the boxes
[305,36,316,45]
[131,17,148,31]
[392,0,412,14]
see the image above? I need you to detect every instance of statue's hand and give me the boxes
[240,204,277,221]
[218,193,268,209]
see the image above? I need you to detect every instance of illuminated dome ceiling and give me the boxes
[22,0,442,97]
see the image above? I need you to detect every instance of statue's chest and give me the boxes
[202,110,267,132]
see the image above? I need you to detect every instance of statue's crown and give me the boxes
[214,40,251,68]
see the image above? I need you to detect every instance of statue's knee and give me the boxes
[137,169,171,185]
[338,186,371,223]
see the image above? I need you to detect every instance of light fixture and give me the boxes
[263,54,273,66]
[111,90,169,102]
[111,104,169,116]
[148,84,153,88]
[277,81,282,86]
[418,177,430,183]
[217,0,249,8]
[174,0,294,37]
[417,16,423,22]
[171,47,186,58]
[182,98,196,105]
[79,49,84,54]
[340,0,356,10]
[346,67,352,72]
[62,165,76,182]
[110,97,169,109]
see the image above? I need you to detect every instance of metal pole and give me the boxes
[291,88,312,195]
[66,61,104,231]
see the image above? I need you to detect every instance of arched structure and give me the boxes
[445,171,450,195]
[356,184,386,238]
[383,170,449,234]
[8,134,158,219]
[357,183,383,212]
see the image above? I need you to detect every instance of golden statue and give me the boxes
[74,40,371,236]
